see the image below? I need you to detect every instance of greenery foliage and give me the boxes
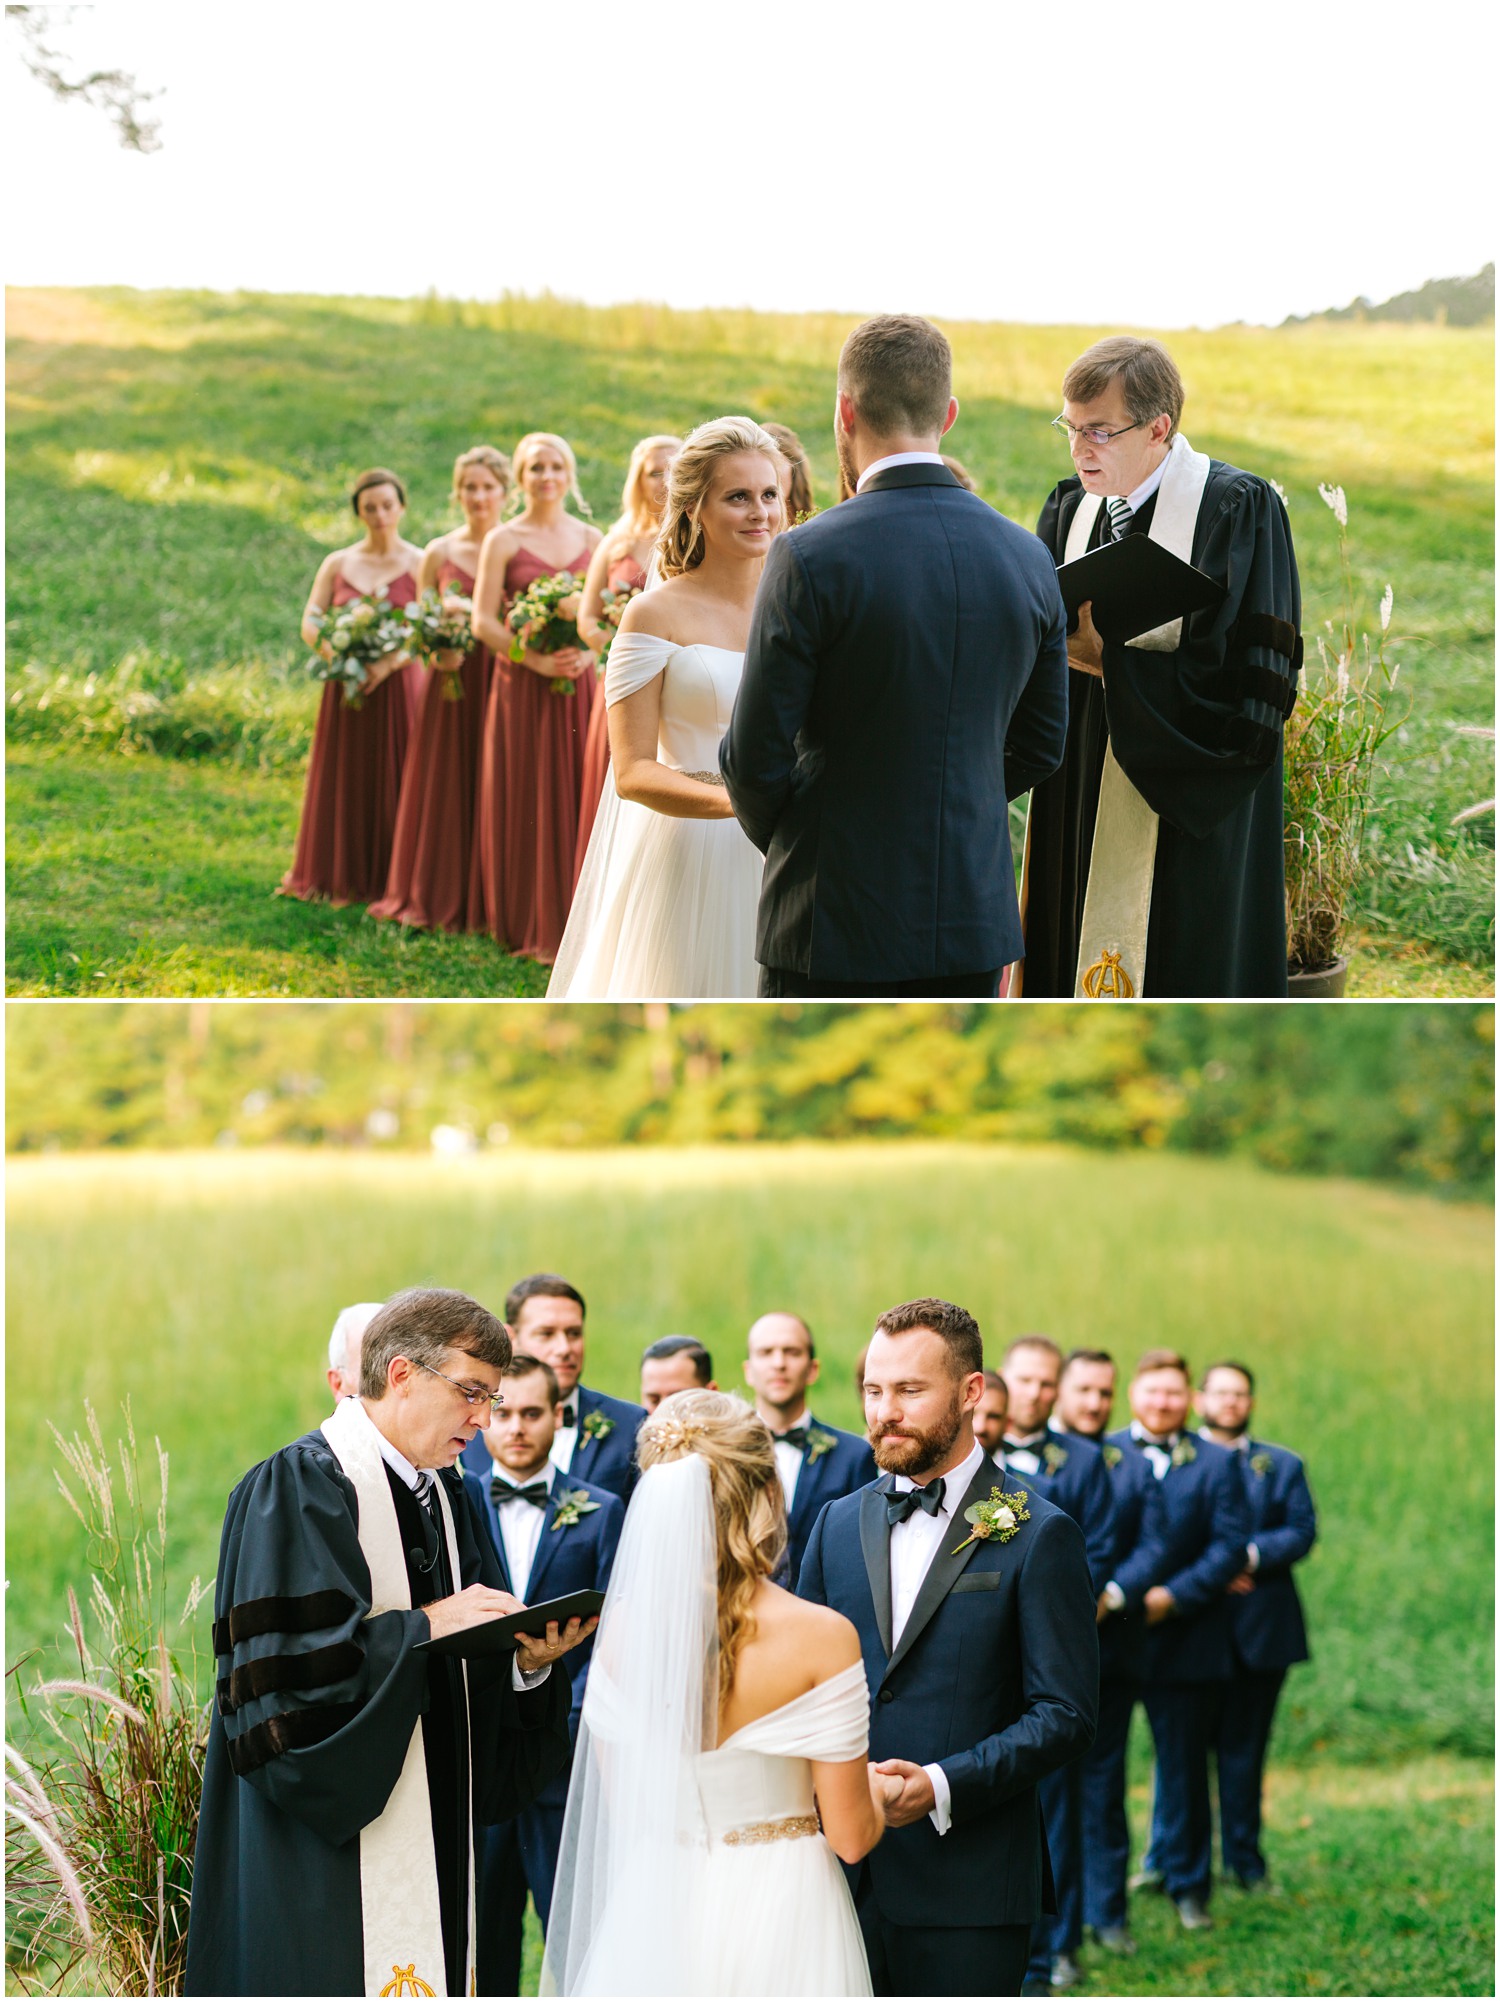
[5,287,1493,993]
[4,1001,1492,1192]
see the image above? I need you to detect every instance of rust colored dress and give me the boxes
[370,560,491,931]
[468,541,597,963]
[279,568,417,905]
[573,551,649,888]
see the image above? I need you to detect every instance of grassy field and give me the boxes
[5,1143,1492,1994]
[5,286,1494,995]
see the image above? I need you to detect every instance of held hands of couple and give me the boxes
[423,1583,599,1671]
[1068,600,1104,678]
[869,1757,936,1828]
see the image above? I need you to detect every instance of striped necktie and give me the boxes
[1107,495,1134,540]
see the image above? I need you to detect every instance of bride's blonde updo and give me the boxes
[637,1388,786,1701]
[654,417,784,579]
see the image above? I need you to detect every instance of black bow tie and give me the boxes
[1003,1434,1047,1454]
[492,1478,550,1509]
[778,1424,811,1451]
[887,1477,944,1525]
[557,1404,577,1429]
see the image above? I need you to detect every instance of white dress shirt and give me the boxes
[1000,1429,1049,1476]
[856,450,947,493]
[888,1436,986,1836]
[769,1409,816,1510]
[1130,1419,1181,1480]
[489,1462,556,1599]
[549,1393,581,1477]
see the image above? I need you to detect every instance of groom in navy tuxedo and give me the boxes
[721,313,1069,997]
[461,1273,644,1505]
[799,1299,1098,1997]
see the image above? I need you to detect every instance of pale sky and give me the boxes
[3,0,1491,328]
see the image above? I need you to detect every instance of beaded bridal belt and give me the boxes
[680,770,727,786]
[720,1813,820,1847]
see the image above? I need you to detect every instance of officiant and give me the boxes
[186,1288,590,1999]
[1019,337,1301,998]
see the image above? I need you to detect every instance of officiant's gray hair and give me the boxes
[656,417,785,577]
[1062,337,1184,441]
[361,1286,511,1398]
[838,315,952,439]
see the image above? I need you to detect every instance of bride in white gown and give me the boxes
[547,419,784,999]
[542,1390,886,1996]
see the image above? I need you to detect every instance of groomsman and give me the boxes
[324,1300,381,1402]
[462,1274,645,1504]
[465,1354,623,1997]
[800,1298,1098,1998]
[1053,1347,1119,1442]
[974,1369,1010,1455]
[1196,1360,1317,1889]
[1108,1350,1250,1932]
[742,1310,875,1586]
[1000,1339,1114,1996]
[639,1334,716,1412]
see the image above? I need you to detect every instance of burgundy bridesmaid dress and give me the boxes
[573,551,649,888]
[370,560,491,931]
[279,568,417,905]
[468,541,597,963]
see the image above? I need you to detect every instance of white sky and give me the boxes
[2,0,1492,328]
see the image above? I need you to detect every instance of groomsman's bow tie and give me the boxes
[778,1424,811,1451]
[492,1477,551,1509]
[557,1403,578,1429]
[887,1477,944,1524]
[1004,1434,1047,1454]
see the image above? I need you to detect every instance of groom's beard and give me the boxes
[870,1394,965,1480]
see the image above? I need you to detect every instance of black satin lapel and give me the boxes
[860,1486,894,1661]
[885,1457,1002,1678]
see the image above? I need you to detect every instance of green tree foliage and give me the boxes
[5,1003,1491,1193]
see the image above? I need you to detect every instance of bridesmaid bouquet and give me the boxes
[403,588,474,701]
[307,592,411,708]
[595,583,641,670]
[507,570,587,695]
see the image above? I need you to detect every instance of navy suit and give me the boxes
[463,1465,622,1997]
[785,1420,877,1588]
[462,1383,644,1505]
[1108,1426,1250,1907]
[799,1454,1098,1996]
[721,462,1069,991]
[1214,1438,1316,1882]
[1006,1432,1117,1981]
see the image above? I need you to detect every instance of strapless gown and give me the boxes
[573,551,649,885]
[547,632,763,998]
[565,1661,873,1996]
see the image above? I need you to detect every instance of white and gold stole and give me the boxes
[322,1395,477,1998]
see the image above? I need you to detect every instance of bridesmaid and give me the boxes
[468,431,603,963]
[573,433,682,882]
[280,468,422,905]
[764,421,814,522]
[370,445,512,931]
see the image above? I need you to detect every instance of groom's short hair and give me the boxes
[872,1297,982,1379]
[838,315,952,438]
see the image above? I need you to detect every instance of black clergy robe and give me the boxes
[185,1434,571,1998]
[1022,464,1301,997]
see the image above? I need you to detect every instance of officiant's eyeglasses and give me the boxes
[1051,415,1151,447]
[410,1357,504,1413]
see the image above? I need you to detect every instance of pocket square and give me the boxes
[950,1572,1002,1594]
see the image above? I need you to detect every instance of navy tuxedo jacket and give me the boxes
[1228,1438,1315,1672]
[1091,1440,1171,1682]
[1107,1428,1250,1685]
[1010,1433,1116,1595]
[461,1466,622,1785]
[461,1384,645,1505]
[798,1455,1098,1927]
[721,464,1070,982]
[786,1422,877,1588]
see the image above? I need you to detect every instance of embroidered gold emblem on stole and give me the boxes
[1081,948,1136,998]
[379,1966,436,1996]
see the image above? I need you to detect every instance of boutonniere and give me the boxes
[1102,1443,1123,1469]
[1171,1439,1197,1469]
[550,1488,601,1531]
[1041,1442,1068,1475]
[804,1427,836,1465]
[580,1410,613,1444]
[952,1486,1030,1555]
[1250,1451,1274,1478]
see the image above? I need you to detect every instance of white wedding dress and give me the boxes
[547,632,764,998]
[543,1458,873,1996]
